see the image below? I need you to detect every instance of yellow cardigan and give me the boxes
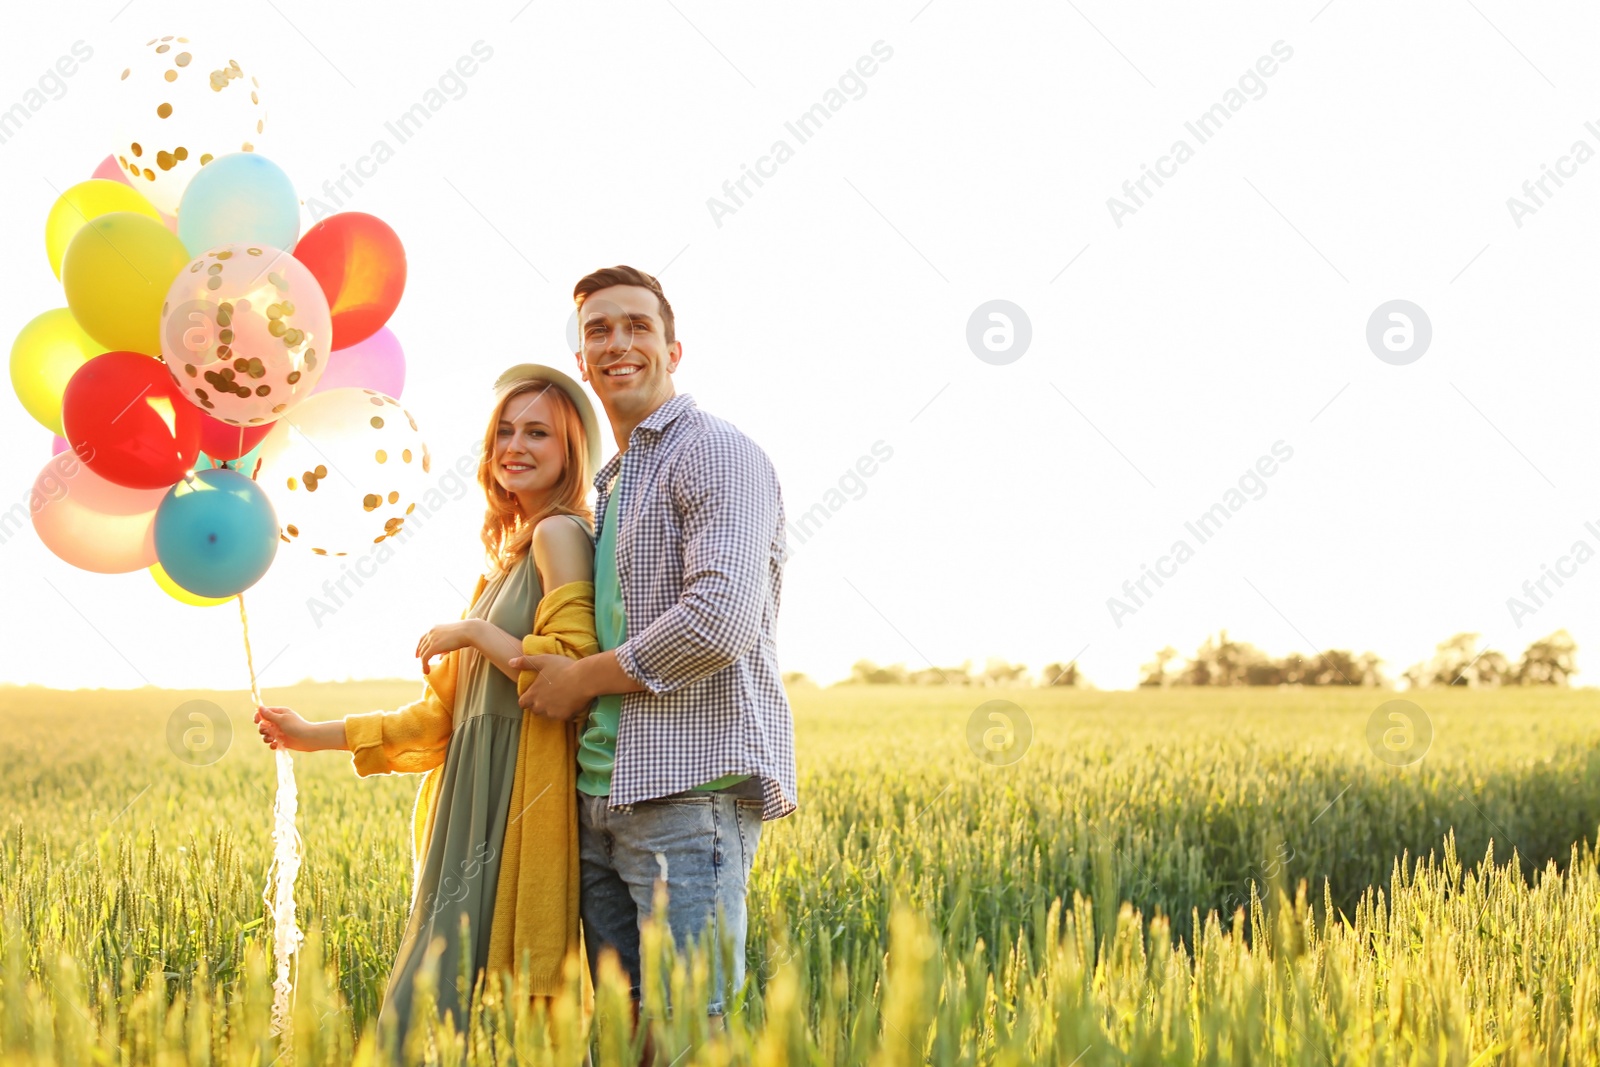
[343,575,599,996]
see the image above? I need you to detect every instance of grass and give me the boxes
[0,682,1597,1063]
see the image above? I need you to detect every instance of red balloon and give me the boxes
[62,352,201,489]
[198,412,273,460]
[293,212,406,349]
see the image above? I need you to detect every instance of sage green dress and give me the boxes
[378,552,542,1040]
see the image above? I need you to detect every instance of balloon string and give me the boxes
[241,592,304,1044]
[240,589,264,721]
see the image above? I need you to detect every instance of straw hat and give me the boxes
[492,363,602,474]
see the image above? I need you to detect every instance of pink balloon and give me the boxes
[51,435,69,455]
[93,155,177,231]
[92,154,132,186]
[311,326,407,398]
[30,450,167,573]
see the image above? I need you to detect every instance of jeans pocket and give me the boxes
[625,795,718,878]
[733,799,763,877]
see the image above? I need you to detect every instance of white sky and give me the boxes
[5,0,1600,692]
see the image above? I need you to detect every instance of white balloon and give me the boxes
[111,36,269,214]
[161,243,332,427]
[255,389,433,558]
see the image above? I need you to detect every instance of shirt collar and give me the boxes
[592,393,697,494]
[594,454,622,494]
[636,392,696,435]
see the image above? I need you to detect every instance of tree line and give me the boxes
[814,629,1578,689]
[832,658,1084,688]
[1138,631,1383,687]
[1141,629,1577,687]
[1399,630,1576,688]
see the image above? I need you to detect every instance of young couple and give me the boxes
[253,265,798,1042]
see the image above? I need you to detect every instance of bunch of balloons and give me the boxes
[11,35,428,607]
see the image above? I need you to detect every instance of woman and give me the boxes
[253,364,602,1042]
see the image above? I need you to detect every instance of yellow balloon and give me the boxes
[61,211,189,356]
[151,560,234,607]
[45,179,162,280]
[9,308,106,436]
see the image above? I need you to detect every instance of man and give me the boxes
[511,265,797,1018]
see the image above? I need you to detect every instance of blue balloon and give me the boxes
[176,153,300,256]
[154,468,279,598]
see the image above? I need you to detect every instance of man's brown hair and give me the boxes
[573,265,676,345]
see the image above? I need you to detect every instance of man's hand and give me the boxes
[514,653,591,720]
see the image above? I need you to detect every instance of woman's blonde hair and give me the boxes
[478,377,593,574]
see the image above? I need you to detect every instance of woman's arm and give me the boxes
[258,647,461,774]
[532,514,595,590]
[474,618,531,685]
[479,517,596,684]
[255,707,348,752]
[258,577,489,771]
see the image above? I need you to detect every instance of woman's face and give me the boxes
[492,387,567,508]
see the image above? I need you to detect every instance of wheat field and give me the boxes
[1,682,1597,1064]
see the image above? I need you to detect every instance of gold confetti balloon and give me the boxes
[253,388,431,557]
[112,35,268,214]
[160,243,332,426]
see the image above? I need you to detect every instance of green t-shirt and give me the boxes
[575,474,747,796]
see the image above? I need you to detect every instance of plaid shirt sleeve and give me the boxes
[614,428,779,693]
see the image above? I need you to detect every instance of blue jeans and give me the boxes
[577,788,764,1015]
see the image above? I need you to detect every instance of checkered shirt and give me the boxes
[596,392,797,820]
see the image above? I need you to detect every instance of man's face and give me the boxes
[574,284,680,417]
